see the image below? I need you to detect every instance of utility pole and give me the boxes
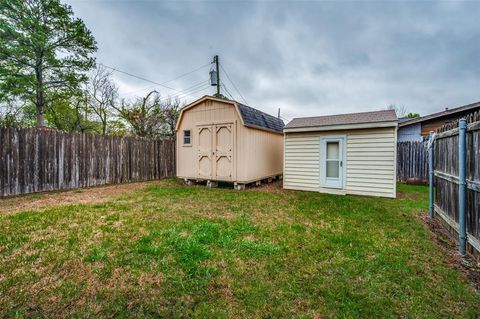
[214,55,220,96]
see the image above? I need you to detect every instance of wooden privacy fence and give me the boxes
[397,141,428,183]
[429,110,480,256]
[0,127,176,197]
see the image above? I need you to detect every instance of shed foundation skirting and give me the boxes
[182,173,283,190]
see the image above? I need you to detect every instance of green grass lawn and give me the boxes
[0,180,478,318]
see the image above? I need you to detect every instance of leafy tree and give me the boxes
[45,94,101,133]
[106,119,130,136]
[110,91,161,137]
[406,112,420,118]
[111,91,181,138]
[0,0,97,127]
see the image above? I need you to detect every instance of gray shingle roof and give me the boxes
[398,117,412,123]
[237,102,284,133]
[285,109,397,129]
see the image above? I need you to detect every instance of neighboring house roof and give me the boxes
[398,117,413,124]
[176,95,284,134]
[284,109,397,132]
[398,101,480,128]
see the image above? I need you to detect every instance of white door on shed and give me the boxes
[320,137,345,189]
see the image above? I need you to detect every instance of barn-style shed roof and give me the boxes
[176,96,284,134]
[284,109,397,132]
[236,102,284,133]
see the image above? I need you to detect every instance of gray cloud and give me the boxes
[67,0,480,121]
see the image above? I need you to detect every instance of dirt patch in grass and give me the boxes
[0,181,160,214]
[420,213,480,290]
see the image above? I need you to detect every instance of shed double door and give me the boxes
[197,123,235,181]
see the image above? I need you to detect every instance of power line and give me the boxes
[129,85,211,107]
[168,79,210,96]
[172,83,211,101]
[120,81,210,107]
[122,79,209,101]
[220,64,248,105]
[222,79,284,123]
[150,83,211,104]
[184,85,211,96]
[121,68,211,96]
[122,84,158,96]
[220,81,235,101]
[100,63,181,93]
[100,62,209,97]
[159,62,210,85]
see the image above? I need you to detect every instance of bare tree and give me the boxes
[72,95,93,132]
[387,104,408,118]
[158,97,182,139]
[87,65,118,135]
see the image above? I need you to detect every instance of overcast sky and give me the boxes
[66,0,480,121]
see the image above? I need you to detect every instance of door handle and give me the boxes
[340,161,343,167]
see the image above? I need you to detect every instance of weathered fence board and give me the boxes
[0,128,175,197]
[397,141,428,183]
[432,110,480,255]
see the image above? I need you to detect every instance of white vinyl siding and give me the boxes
[284,135,320,191]
[283,127,396,198]
[345,128,396,197]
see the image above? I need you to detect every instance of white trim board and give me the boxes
[284,121,398,133]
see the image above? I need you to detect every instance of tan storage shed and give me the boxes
[176,96,284,189]
[283,110,398,198]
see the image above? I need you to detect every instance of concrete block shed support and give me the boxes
[185,179,196,186]
[234,183,245,191]
[207,181,218,188]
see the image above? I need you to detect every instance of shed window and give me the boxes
[183,130,191,145]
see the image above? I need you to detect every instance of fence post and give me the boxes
[428,131,435,219]
[458,118,467,256]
